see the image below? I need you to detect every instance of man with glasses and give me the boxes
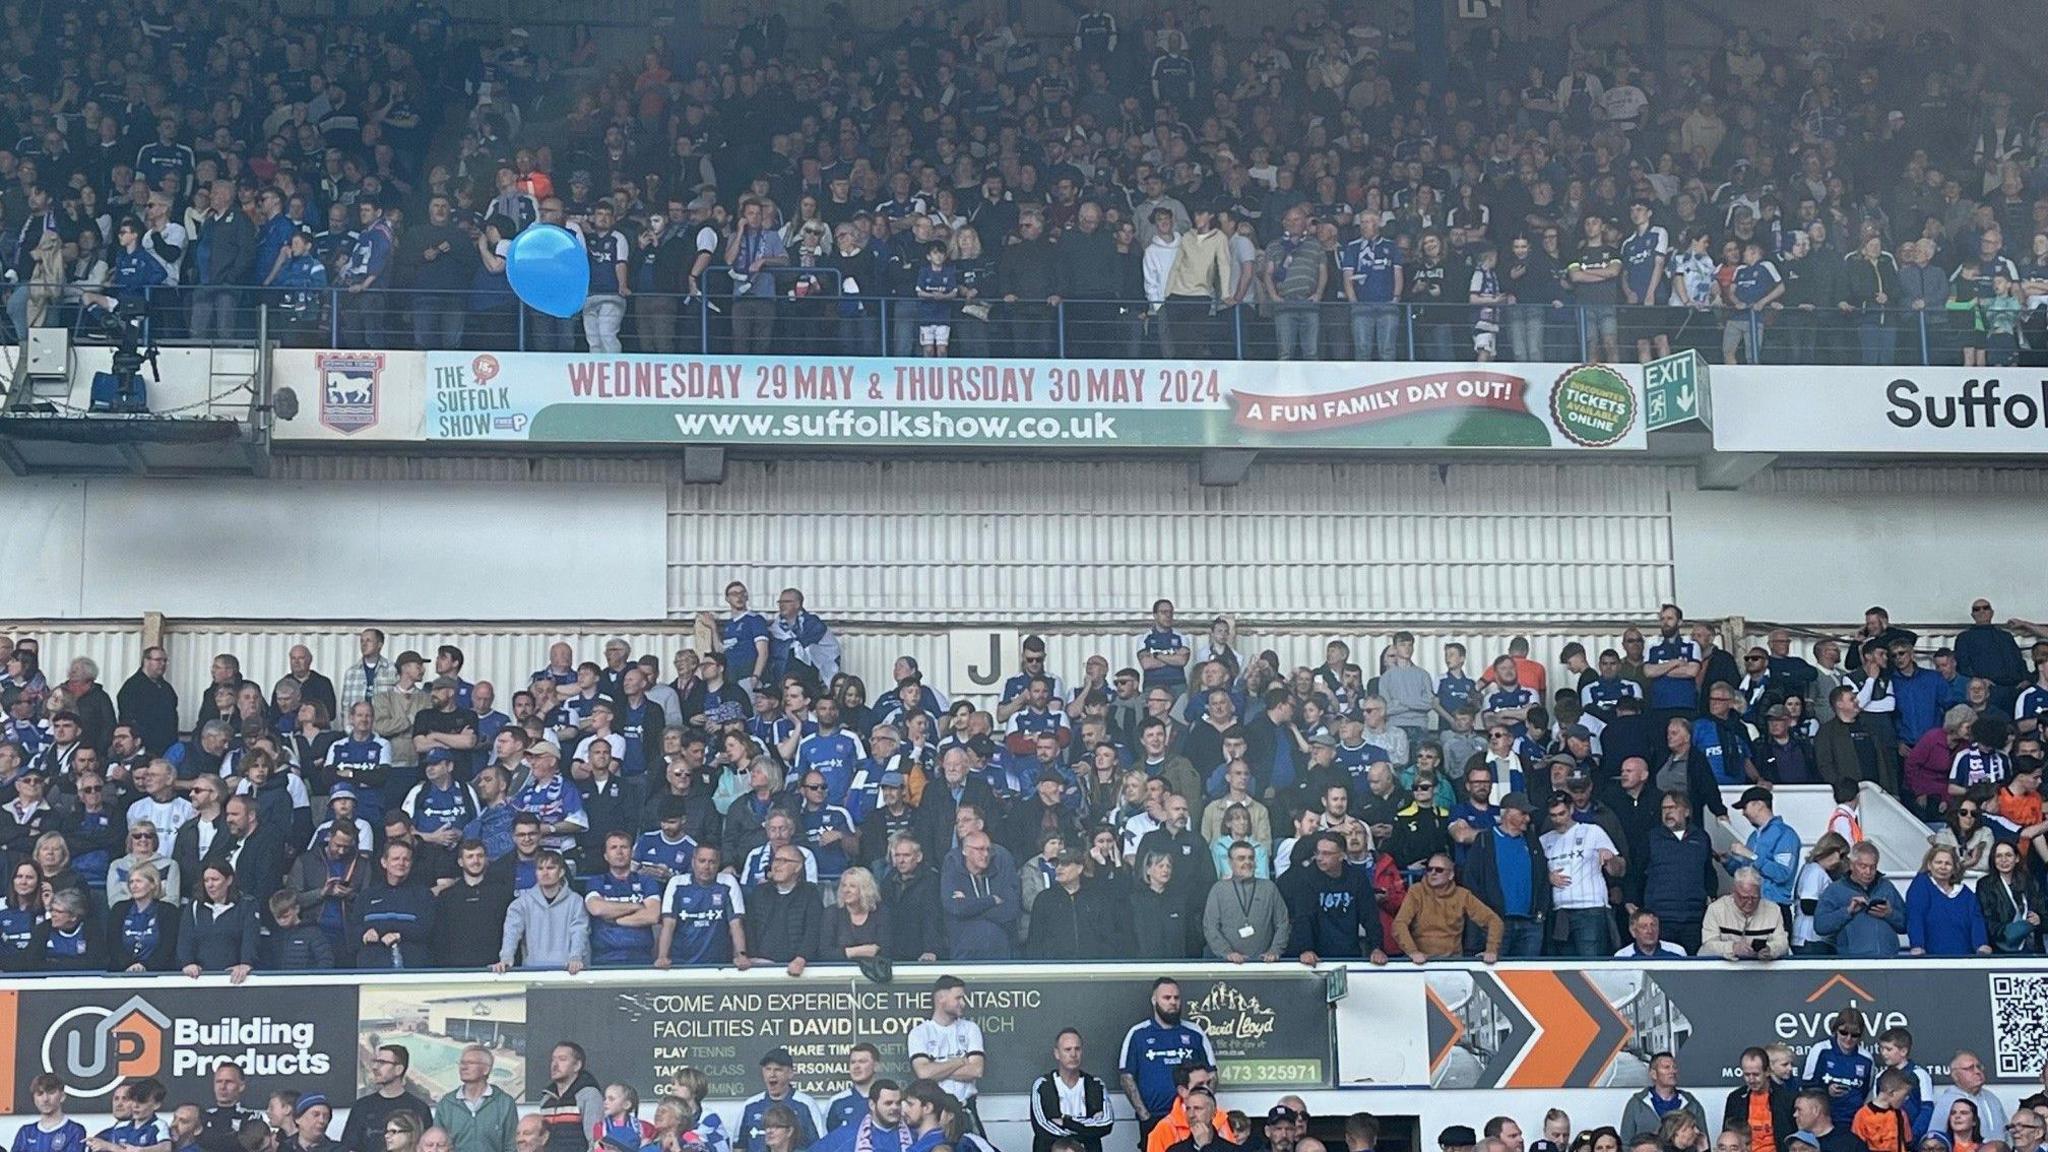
[998,638,1065,723]
[1933,1052,2010,1140]
[338,1047,431,1152]
[1392,852,1501,963]
[745,846,821,976]
[2006,1107,2044,1152]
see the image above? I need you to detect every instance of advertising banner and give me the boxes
[417,352,1645,450]
[1422,966,2047,1090]
[8,984,360,1112]
[524,972,1331,1103]
[270,349,429,442]
[1711,366,2048,453]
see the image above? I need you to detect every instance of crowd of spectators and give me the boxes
[11,0,2048,363]
[0,584,2044,976]
[8,978,2048,1152]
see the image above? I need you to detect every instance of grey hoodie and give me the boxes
[499,882,590,968]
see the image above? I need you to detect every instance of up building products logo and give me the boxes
[42,996,170,1098]
[36,993,333,1097]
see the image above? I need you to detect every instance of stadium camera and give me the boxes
[87,302,161,415]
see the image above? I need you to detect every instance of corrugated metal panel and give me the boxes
[270,454,672,484]
[1743,465,2048,496]
[0,622,142,691]
[153,624,699,728]
[669,460,1679,624]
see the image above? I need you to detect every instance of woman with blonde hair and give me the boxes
[109,821,180,906]
[821,865,888,960]
[1906,843,1990,956]
[110,863,179,972]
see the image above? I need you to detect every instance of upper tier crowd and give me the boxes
[11,0,2048,364]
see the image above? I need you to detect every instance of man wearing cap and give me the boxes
[741,1050,825,1152]
[414,676,480,782]
[373,651,430,791]
[1755,705,1820,785]
[1721,786,1800,913]
[1463,792,1551,958]
[1242,1107,1300,1152]
[1440,1126,1479,1152]
[511,743,588,859]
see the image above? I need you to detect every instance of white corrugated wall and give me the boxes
[667,460,1682,624]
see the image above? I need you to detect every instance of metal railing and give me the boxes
[10,279,2013,366]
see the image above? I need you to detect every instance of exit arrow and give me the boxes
[1676,384,1694,409]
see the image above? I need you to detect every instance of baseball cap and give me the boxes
[328,782,357,800]
[1561,723,1591,740]
[395,650,427,668]
[526,741,561,761]
[1788,1134,1822,1150]
[1266,1106,1303,1124]
[1498,791,1535,814]
[1564,765,1594,789]
[879,771,907,788]
[1439,1127,1478,1148]
[430,675,460,690]
[1309,732,1338,748]
[760,1047,794,1067]
[1737,785,1775,808]
[1764,704,1790,720]
[422,748,454,764]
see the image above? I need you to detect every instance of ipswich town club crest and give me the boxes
[317,351,384,434]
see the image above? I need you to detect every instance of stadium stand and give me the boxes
[3,0,2046,364]
[2,6,2047,1152]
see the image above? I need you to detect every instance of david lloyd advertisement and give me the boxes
[1712,365,2048,453]
[421,352,1643,450]
[523,972,1331,1103]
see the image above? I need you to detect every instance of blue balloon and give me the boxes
[505,223,590,319]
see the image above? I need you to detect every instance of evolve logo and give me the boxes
[42,995,170,1098]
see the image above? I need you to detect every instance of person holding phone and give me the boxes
[1813,841,1908,957]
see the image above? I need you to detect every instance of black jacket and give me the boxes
[1028,1069,1114,1152]
[207,822,289,905]
[880,864,943,960]
[117,670,181,755]
[1281,860,1383,958]
[349,878,437,967]
[173,816,227,893]
[1721,1082,1798,1152]
[1024,879,1122,959]
[176,898,260,970]
[1462,827,1554,921]
[1127,882,1192,958]
[746,879,823,962]
[434,876,515,967]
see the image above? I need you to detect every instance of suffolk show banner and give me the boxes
[413,352,1644,450]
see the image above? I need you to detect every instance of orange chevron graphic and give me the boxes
[1496,970,1634,1088]
[1804,975,1875,1003]
[1427,982,1466,1073]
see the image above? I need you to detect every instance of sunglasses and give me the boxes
[1425,865,1451,875]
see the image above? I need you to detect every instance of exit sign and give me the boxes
[1644,350,1712,430]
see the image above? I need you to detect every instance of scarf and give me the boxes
[854,1115,911,1152]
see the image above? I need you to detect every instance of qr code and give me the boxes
[1989,973,2048,1078]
